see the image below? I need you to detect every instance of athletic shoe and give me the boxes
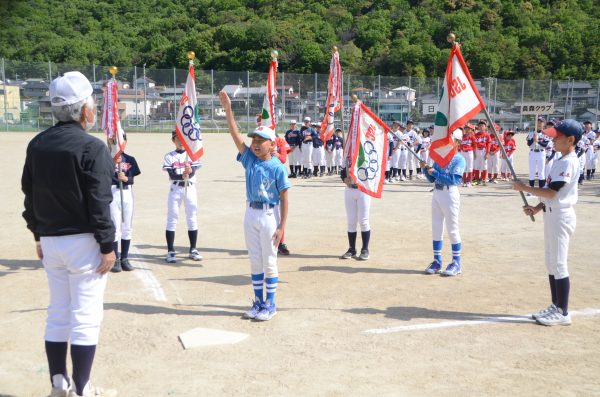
[481,181,487,186]
[400,176,406,181]
[384,179,389,184]
[531,303,557,320]
[340,249,357,259]
[492,179,498,184]
[424,260,441,274]
[441,261,461,276]
[51,387,70,397]
[473,180,479,186]
[189,249,203,261]
[278,243,290,255]
[255,300,277,321]
[166,251,177,263]
[462,183,467,187]
[536,308,572,326]
[68,382,117,397]
[110,259,122,273]
[466,182,472,187]
[357,249,369,261]
[120,258,134,271]
[243,298,262,319]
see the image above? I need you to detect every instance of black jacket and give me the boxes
[22,121,115,254]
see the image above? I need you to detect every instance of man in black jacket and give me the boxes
[21,71,117,397]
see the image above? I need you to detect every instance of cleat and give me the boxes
[120,258,134,271]
[278,243,290,255]
[466,182,472,187]
[424,260,442,274]
[243,298,262,319]
[536,308,572,326]
[110,259,122,273]
[441,261,461,276]
[492,179,498,184]
[166,251,177,263]
[357,249,369,261]
[189,249,203,261]
[531,303,557,320]
[255,300,277,321]
[68,382,117,397]
[340,249,357,259]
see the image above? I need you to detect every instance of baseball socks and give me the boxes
[110,242,121,272]
[166,230,175,252]
[538,179,546,188]
[71,344,96,397]
[46,341,69,391]
[359,230,370,260]
[266,277,278,303]
[529,179,535,187]
[451,242,461,265]
[555,276,570,315]
[188,230,198,251]
[432,240,442,264]
[251,273,264,303]
[348,231,357,254]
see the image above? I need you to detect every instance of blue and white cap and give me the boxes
[248,126,276,141]
[543,119,582,142]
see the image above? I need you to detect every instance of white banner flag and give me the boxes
[175,63,204,161]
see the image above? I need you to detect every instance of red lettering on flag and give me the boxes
[449,76,467,98]
[365,124,376,141]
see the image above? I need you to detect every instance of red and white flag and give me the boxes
[258,59,278,130]
[101,79,126,160]
[320,50,342,142]
[174,63,204,161]
[430,44,485,167]
[344,101,389,198]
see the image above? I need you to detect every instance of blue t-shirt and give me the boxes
[237,147,291,205]
[424,153,465,186]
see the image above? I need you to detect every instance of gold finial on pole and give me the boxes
[108,66,118,78]
[447,33,457,45]
[187,51,195,65]
[351,94,359,103]
[332,46,338,53]
[271,50,278,60]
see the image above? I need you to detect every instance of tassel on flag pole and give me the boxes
[320,47,342,143]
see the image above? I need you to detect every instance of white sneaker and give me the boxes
[466,182,472,187]
[69,382,117,397]
[188,249,203,261]
[400,176,406,181]
[531,303,557,320]
[166,251,176,263]
[50,374,71,397]
[536,307,572,326]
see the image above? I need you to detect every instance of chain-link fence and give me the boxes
[1,58,599,133]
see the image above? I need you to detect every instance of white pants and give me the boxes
[460,151,474,172]
[545,157,554,178]
[41,234,107,345]
[501,155,514,174]
[326,150,334,167]
[312,146,326,166]
[543,206,576,279]
[528,150,546,180]
[399,148,408,169]
[474,149,487,171]
[405,149,416,170]
[391,149,401,169]
[431,185,461,244]
[334,148,343,167]
[344,187,371,232]
[110,186,134,241]
[487,151,500,175]
[166,183,198,231]
[288,147,300,166]
[301,144,313,168]
[419,150,429,165]
[244,205,278,278]
[585,149,597,169]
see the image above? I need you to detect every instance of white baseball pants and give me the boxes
[334,149,343,167]
[166,184,198,231]
[301,145,313,169]
[312,146,326,166]
[326,150,334,167]
[585,150,597,169]
[474,149,487,171]
[41,233,107,345]
[501,155,514,174]
[344,187,371,232]
[244,205,278,278]
[391,149,401,169]
[543,206,576,279]
[288,147,300,166]
[431,185,461,244]
[487,151,500,175]
[528,150,546,180]
[399,148,408,169]
[110,186,134,241]
[460,151,474,172]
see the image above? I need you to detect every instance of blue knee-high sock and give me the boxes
[251,273,264,303]
[451,242,462,265]
[45,341,68,386]
[265,277,278,303]
[120,239,130,259]
[71,344,96,396]
[555,276,570,315]
[433,240,442,263]
[548,275,557,305]
[113,241,119,259]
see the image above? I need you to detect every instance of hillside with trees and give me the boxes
[0,0,598,79]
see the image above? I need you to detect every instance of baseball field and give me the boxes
[1,131,599,397]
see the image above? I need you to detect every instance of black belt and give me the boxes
[249,202,275,209]
[434,184,452,190]
[112,184,129,190]
[172,181,193,187]
[349,184,358,189]
[531,149,542,152]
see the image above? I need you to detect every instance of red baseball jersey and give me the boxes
[460,132,475,152]
[503,137,517,157]
[473,131,490,152]
[489,135,501,153]
[273,136,291,164]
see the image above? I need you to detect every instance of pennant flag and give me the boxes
[320,50,342,142]
[258,58,278,130]
[430,44,485,167]
[175,63,204,161]
[345,101,389,198]
[101,79,126,160]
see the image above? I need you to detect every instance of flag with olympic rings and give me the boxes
[175,63,204,161]
[101,79,126,161]
[346,101,389,198]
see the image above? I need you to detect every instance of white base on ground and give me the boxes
[178,327,249,349]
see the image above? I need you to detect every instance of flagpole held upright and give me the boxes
[108,66,125,223]
[183,51,195,200]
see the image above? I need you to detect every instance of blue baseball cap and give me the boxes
[248,126,276,141]
[543,119,582,142]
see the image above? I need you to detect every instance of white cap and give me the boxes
[290,119,297,124]
[50,71,93,106]
[303,116,311,122]
[248,126,276,141]
[452,128,463,141]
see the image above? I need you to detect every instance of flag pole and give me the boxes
[184,51,195,200]
[109,66,125,223]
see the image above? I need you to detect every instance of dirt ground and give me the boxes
[1,131,599,397]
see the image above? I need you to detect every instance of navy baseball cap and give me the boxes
[583,120,592,125]
[406,119,414,124]
[543,119,582,142]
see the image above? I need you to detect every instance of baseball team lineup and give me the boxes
[17,43,600,397]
